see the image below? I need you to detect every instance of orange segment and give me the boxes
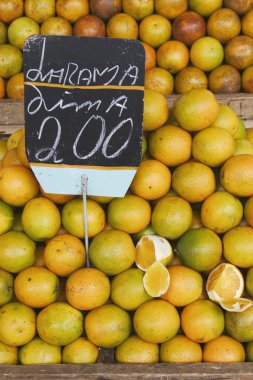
[143,262,170,297]
[219,298,253,313]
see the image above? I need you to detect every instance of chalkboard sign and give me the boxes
[23,35,145,196]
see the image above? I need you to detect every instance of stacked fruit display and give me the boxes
[0,86,253,365]
[1,0,253,99]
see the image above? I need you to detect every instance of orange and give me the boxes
[89,229,135,275]
[162,265,203,307]
[157,40,189,74]
[160,335,202,363]
[73,15,105,37]
[85,304,131,348]
[115,335,159,364]
[0,341,18,365]
[225,305,253,342]
[88,195,113,204]
[0,268,14,306]
[106,13,138,39]
[111,268,152,311]
[172,162,216,203]
[62,337,99,364]
[246,266,253,297]
[142,42,156,71]
[245,196,253,227]
[234,138,253,155]
[22,197,61,241]
[220,154,253,197]
[139,14,171,48]
[25,0,55,24]
[66,268,110,311]
[242,66,253,93]
[107,195,151,234]
[207,8,241,44]
[149,125,192,166]
[14,266,59,308]
[122,0,154,20]
[0,165,39,207]
[56,0,89,23]
[145,67,174,95]
[143,89,169,131]
[225,36,253,70]
[172,11,206,47]
[0,76,5,99]
[37,302,83,346]
[0,45,23,79]
[190,37,224,72]
[224,0,253,15]
[6,72,24,100]
[0,231,35,273]
[223,226,253,268]
[203,336,245,362]
[155,0,188,19]
[0,0,24,23]
[181,299,224,343]
[62,198,105,238]
[143,261,170,297]
[174,66,208,94]
[130,159,171,200]
[133,299,180,344]
[8,17,40,50]
[40,187,75,204]
[17,135,30,167]
[44,234,85,277]
[208,64,241,94]
[173,88,220,132]
[151,196,192,240]
[192,127,235,167]
[177,228,222,272]
[0,199,14,235]
[210,104,240,137]
[242,10,253,38]
[41,16,73,36]
[201,191,243,234]
[19,337,61,365]
[7,128,24,150]
[0,302,36,346]
[189,0,223,17]
[1,148,22,167]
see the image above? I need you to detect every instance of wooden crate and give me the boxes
[0,94,253,136]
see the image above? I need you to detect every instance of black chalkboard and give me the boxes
[23,35,145,168]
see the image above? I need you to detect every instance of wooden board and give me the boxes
[0,363,253,380]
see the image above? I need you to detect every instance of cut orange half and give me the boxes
[206,263,244,302]
[135,235,173,271]
[143,262,170,298]
[219,298,253,313]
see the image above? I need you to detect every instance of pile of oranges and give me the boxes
[1,0,253,99]
[0,86,253,365]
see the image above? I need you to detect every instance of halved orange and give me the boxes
[143,262,170,297]
[219,298,253,312]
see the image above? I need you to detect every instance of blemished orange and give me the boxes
[208,64,241,94]
[0,76,5,99]
[139,14,171,48]
[245,196,253,227]
[17,135,30,167]
[66,268,110,311]
[220,154,253,197]
[25,0,55,24]
[149,124,192,166]
[115,335,159,364]
[6,72,24,99]
[174,66,208,94]
[162,265,203,307]
[201,191,243,234]
[14,266,59,308]
[225,305,253,342]
[1,148,22,167]
[173,88,220,132]
[0,302,36,346]
[0,44,23,79]
[0,341,18,365]
[56,0,89,23]
[62,337,99,364]
[89,229,135,276]
[130,159,171,200]
[172,162,216,203]
[122,0,154,20]
[44,234,85,277]
[133,300,180,344]
[190,37,224,72]
[157,40,189,74]
[19,337,61,365]
[106,13,138,39]
[7,17,40,50]
[210,104,240,137]
[242,10,253,38]
[142,42,156,71]
[85,304,131,348]
[160,335,202,363]
[189,0,223,17]
[181,300,224,343]
[22,197,61,241]
[41,16,73,36]
[143,89,169,131]
[107,195,151,234]
[155,0,188,19]
[203,336,245,363]
[145,67,174,95]
[0,0,24,24]
[62,198,105,238]
[225,36,253,70]
[223,226,253,268]
[0,165,39,207]
[207,8,241,44]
